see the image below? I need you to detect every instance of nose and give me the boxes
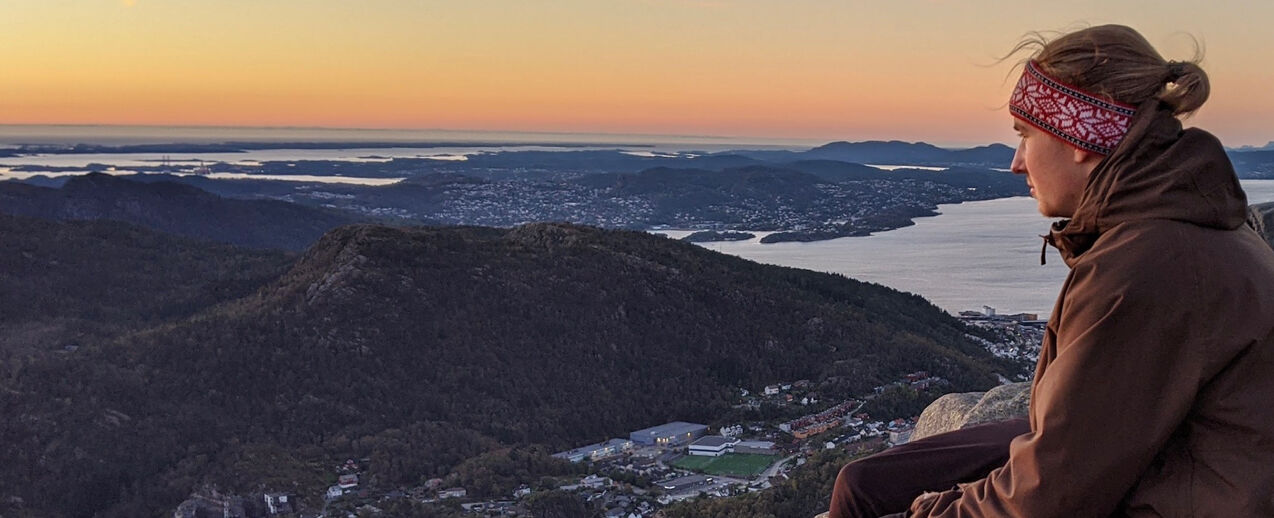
[1010,139,1027,175]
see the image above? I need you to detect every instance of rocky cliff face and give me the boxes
[911,383,1031,441]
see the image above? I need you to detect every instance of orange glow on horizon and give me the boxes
[2,1,1272,146]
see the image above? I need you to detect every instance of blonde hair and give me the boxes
[1007,25,1209,117]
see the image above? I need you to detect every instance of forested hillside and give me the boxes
[0,214,294,355]
[0,173,357,250]
[0,220,1010,517]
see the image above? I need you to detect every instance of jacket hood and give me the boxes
[1047,99,1248,265]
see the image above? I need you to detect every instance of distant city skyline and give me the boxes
[4,1,1273,146]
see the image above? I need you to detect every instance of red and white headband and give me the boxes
[1009,61,1137,155]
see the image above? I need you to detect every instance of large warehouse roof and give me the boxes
[631,421,706,438]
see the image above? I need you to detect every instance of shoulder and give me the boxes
[1065,221,1201,302]
[1048,222,1210,354]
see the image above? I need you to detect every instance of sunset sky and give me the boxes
[3,1,1272,146]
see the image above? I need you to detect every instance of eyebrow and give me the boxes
[1012,121,1026,133]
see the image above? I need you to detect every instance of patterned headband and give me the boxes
[1009,61,1137,155]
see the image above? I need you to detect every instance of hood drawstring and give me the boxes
[1040,219,1071,267]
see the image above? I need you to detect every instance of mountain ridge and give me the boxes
[0,173,358,250]
[720,141,1015,168]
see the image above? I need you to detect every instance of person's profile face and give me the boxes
[1009,120,1092,218]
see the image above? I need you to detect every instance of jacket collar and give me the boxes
[1045,100,1248,266]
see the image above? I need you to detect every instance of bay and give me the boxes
[661,180,1274,317]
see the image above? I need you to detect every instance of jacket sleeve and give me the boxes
[913,236,1207,517]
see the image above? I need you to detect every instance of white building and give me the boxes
[588,474,611,488]
[439,488,468,499]
[688,436,739,457]
[325,486,343,500]
[264,493,292,515]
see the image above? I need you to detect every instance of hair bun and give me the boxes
[1007,25,1209,118]
[1167,61,1187,82]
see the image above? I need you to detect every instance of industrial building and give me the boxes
[629,421,708,446]
[659,474,712,492]
[552,438,634,463]
[733,440,778,455]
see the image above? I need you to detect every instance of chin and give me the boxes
[1036,202,1062,219]
[1038,203,1075,219]
[1035,201,1051,217]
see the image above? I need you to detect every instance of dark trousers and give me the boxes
[828,418,1029,518]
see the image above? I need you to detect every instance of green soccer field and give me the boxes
[671,453,778,477]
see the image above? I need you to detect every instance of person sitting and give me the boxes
[828,24,1274,518]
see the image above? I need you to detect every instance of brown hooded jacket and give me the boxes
[913,100,1274,517]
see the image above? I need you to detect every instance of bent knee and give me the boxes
[830,458,893,518]
[835,458,875,491]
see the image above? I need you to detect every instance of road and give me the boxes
[755,454,799,484]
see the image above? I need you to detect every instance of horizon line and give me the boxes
[0,123,1023,149]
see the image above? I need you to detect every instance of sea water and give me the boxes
[662,180,1274,316]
